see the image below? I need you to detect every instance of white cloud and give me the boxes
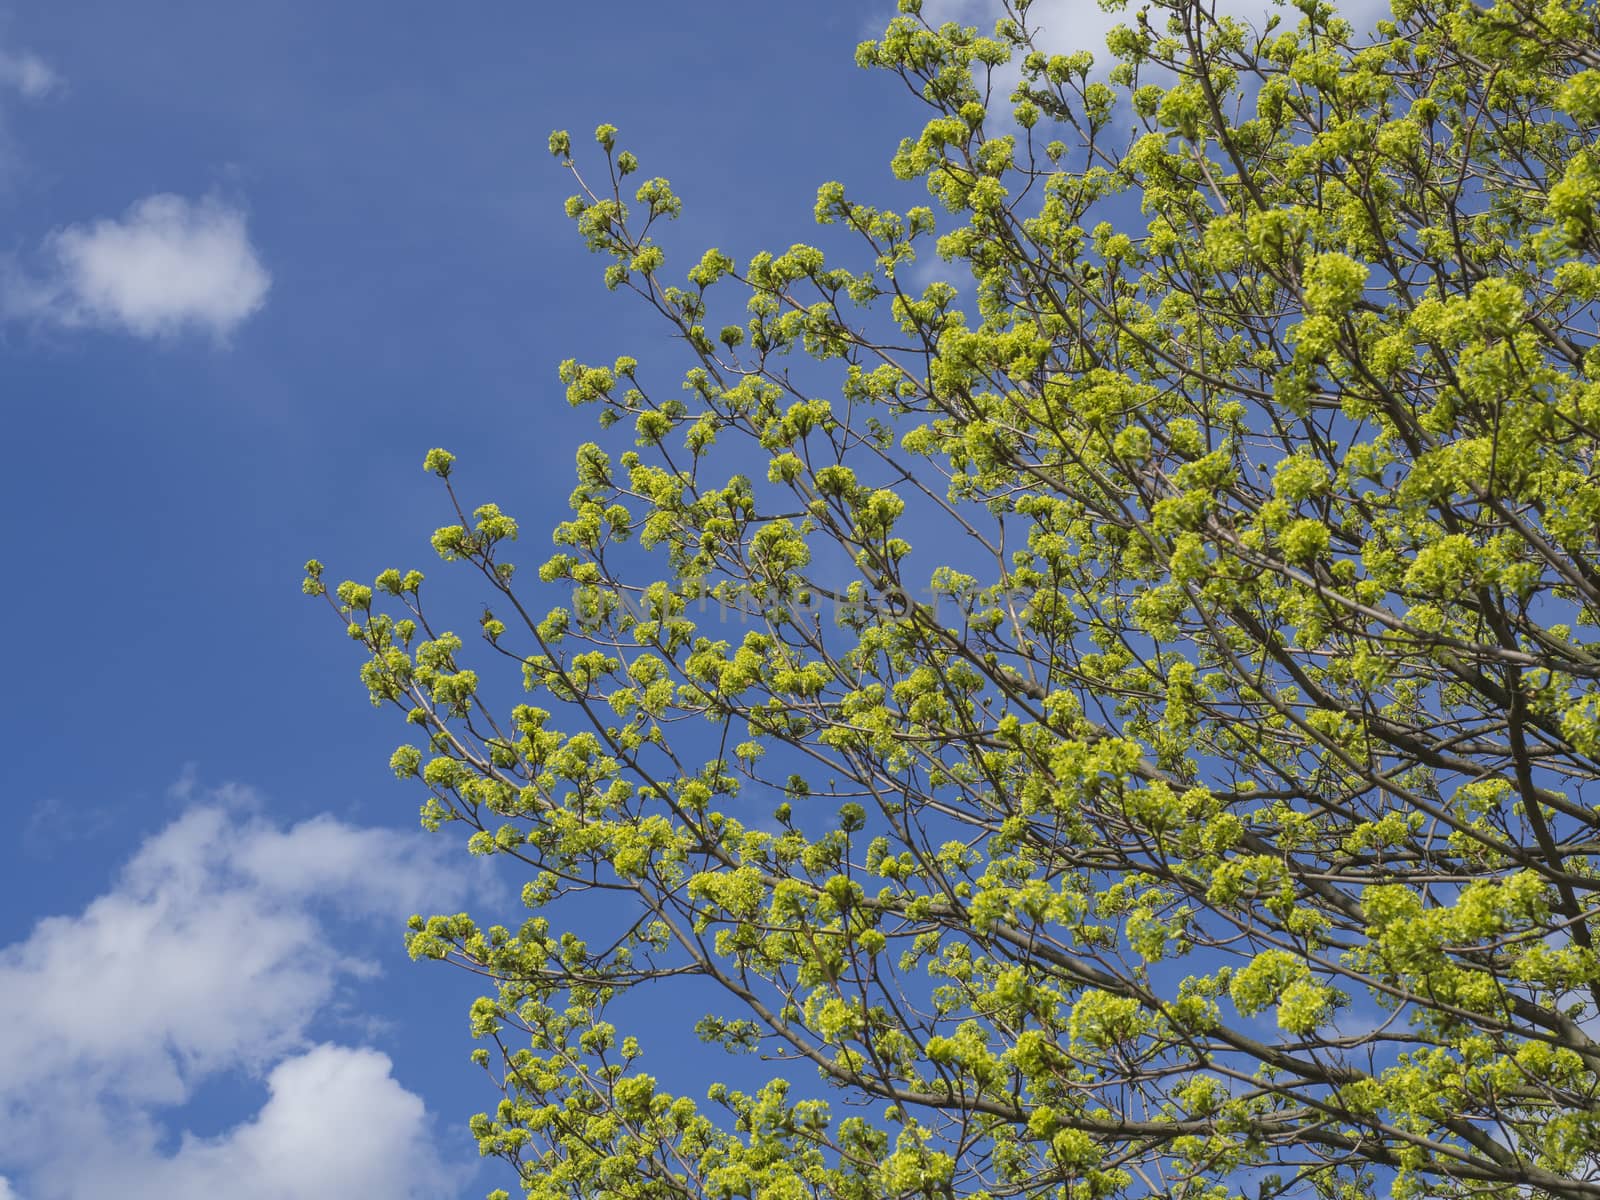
[6,194,270,339]
[911,0,1393,70]
[232,811,479,917]
[0,790,476,1200]
[68,1047,452,1200]
[0,50,56,100]
[0,1175,18,1200]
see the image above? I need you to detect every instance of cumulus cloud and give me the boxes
[6,194,271,339]
[231,811,480,917]
[0,790,476,1200]
[66,1046,450,1200]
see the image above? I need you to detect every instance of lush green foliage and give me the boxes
[311,0,1600,1196]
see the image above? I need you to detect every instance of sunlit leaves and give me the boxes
[314,2,1600,1198]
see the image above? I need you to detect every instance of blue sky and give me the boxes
[0,2,1390,1197]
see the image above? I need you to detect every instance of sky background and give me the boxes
[0,2,1387,1197]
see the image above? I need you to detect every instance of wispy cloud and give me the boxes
[0,784,477,1200]
[0,49,56,100]
[0,41,57,185]
[5,194,271,339]
[22,794,117,858]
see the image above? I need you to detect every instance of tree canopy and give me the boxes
[308,1,1600,1197]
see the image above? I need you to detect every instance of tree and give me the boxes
[307,1,1600,1197]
